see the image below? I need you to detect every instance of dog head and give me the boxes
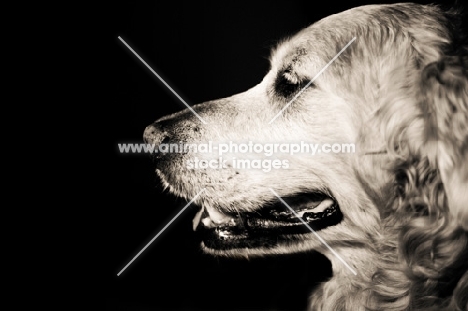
[144,3,467,285]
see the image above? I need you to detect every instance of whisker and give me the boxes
[363,150,388,155]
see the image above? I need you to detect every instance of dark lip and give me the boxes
[196,193,343,250]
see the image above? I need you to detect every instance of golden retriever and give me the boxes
[143,3,467,310]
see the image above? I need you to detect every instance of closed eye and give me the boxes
[274,71,312,98]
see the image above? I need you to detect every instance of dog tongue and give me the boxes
[193,205,233,230]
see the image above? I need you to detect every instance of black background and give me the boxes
[106,1,456,310]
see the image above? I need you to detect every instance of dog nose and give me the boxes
[143,124,166,145]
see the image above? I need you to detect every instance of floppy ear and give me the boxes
[421,55,468,230]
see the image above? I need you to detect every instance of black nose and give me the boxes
[143,124,166,145]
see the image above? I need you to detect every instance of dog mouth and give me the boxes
[193,193,343,250]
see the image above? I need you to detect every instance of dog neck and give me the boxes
[309,247,377,311]
[325,245,376,275]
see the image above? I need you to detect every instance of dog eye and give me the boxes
[274,73,310,98]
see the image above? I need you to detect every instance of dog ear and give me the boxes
[420,55,468,230]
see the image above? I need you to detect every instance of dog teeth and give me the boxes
[215,226,248,240]
[205,205,232,224]
[269,211,292,218]
[303,205,337,221]
[323,206,336,217]
[269,198,335,219]
[194,205,234,229]
[310,199,334,212]
[192,206,205,231]
[304,212,322,220]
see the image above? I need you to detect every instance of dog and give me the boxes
[143,3,468,310]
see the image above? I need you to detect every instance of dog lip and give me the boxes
[192,192,334,231]
[194,193,343,250]
[199,201,343,250]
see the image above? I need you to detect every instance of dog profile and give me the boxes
[143,3,468,310]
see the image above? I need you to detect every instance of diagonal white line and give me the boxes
[269,37,356,124]
[118,36,207,124]
[117,188,206,276]
[268,188,357,275]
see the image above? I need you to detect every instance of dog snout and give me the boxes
[143,124,166,145]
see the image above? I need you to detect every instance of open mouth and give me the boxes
[193,193,343,250]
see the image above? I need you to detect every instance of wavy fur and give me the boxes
[145,3,468,310]
[369,14,468,310]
